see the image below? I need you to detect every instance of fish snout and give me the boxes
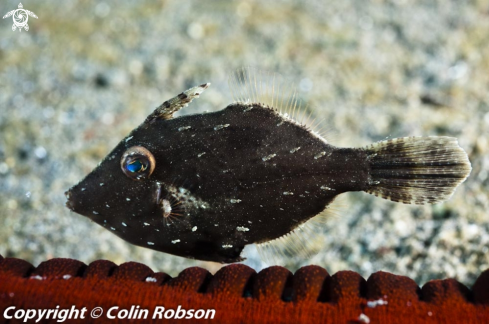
[64,189,77,211]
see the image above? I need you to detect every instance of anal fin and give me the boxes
[253,198,343,265]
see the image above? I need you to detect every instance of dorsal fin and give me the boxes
[145,83,210,124]
[228,67,331,142]
[228,67,303,116]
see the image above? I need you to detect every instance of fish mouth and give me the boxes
[64,189,76,211]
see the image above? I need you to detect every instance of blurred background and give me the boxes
[0,0,488,286]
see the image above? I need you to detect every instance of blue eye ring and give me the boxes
[121,146,155,181]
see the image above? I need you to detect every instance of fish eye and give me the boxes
[121,146,155,180]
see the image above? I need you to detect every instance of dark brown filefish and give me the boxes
[65,70,471,263]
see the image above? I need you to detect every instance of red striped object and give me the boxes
[0,254,488,323]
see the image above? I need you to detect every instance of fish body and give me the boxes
[66,69,471,263]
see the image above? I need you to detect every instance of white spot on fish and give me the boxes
[222,244,233,248]
[122,222,127,227]
[126,198,131,201]
[93,211,99,215]
[283,191,293,195]
[147,242,155,245]
[143,222,150,226]
[262,154,276,161]
[236,226,250,232]
[110,227,116,231]
[146,277,157,282]
[214,124,230,131]
[81,188,86,191]
[106,204,110,208]
[125,136,133,142]
[30,275,43,281]
[178,126,191,131]
[192,226,197,232]
[171,239,181,244]
[314,151,326,159]
[215,224,219,226]
[290,147,301,153]
[230,199,242,204]
[197,152,206,158]
[63,275,71,280]
[320,186,335,191]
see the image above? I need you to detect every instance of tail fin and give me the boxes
[364,136,471,205]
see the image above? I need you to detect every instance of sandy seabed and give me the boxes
[0,0,488,286]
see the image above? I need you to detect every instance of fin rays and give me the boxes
[365,136,472,205]
[254,198,343,265]
[228,67,330,141]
